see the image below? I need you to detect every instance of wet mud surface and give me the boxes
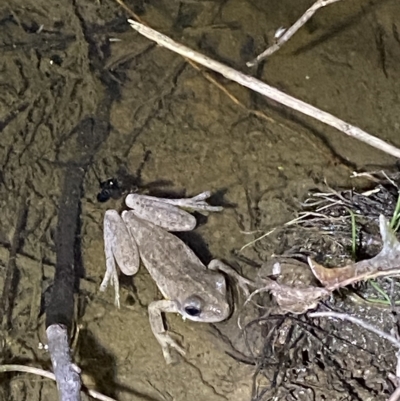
[1,0,400,400]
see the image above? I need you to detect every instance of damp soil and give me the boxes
[1,0,400,400]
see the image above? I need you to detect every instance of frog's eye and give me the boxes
[183,296,203,317]
[184,306,201,317]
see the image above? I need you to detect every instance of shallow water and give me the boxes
[1,0,399,400]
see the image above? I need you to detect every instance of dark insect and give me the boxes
[97,178,122,202]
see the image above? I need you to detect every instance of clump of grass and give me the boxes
[390,193,400,232]
[349,208,357,261]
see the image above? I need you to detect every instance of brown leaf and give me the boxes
[271,282,331,314]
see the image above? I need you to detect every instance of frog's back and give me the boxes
[123,211,212,296]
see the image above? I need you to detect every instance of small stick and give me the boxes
[46,324,81,401]
[309,311,400,348]
[128,20,400,159]
[247,0,342,66]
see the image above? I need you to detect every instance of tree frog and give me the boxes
[100,191,251,364]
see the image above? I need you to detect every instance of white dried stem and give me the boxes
[128,20,400,159]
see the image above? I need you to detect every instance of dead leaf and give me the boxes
[246,277,331,315]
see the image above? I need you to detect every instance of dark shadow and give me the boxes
[207,187,237,209]
[76,328,118,398]
[77,328,162,401]
[174,230,213,265]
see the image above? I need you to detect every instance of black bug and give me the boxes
[95,151,153,203]
[97,178,123,202]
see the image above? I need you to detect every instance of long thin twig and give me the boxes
[309,311,400,348]
[247,0,343,66]
[127,19,400,159]
[0,364,116,401]
[114,0,352,168]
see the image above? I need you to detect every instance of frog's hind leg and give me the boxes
[162,191,224,213]
[100,210,140,308]
[125,194,198,231]
[125,191,223,231]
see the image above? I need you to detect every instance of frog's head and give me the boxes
[179,275,230,323]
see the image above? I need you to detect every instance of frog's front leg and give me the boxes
[208,259,253,298]
[148,300,186,364]
[100,210,140,308]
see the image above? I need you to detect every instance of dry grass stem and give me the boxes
[128,19,400,159]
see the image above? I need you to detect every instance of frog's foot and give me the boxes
[149,299,186,364]
[179,191,223,213]
[208,259,254,298]
[100,261,120,308]
[154,332,186,365]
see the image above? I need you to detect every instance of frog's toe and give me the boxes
[180,192,223,213]
[170,340,186,356]
[190,191,211,201]
[157,333,186,364]
[237,277,254,298]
